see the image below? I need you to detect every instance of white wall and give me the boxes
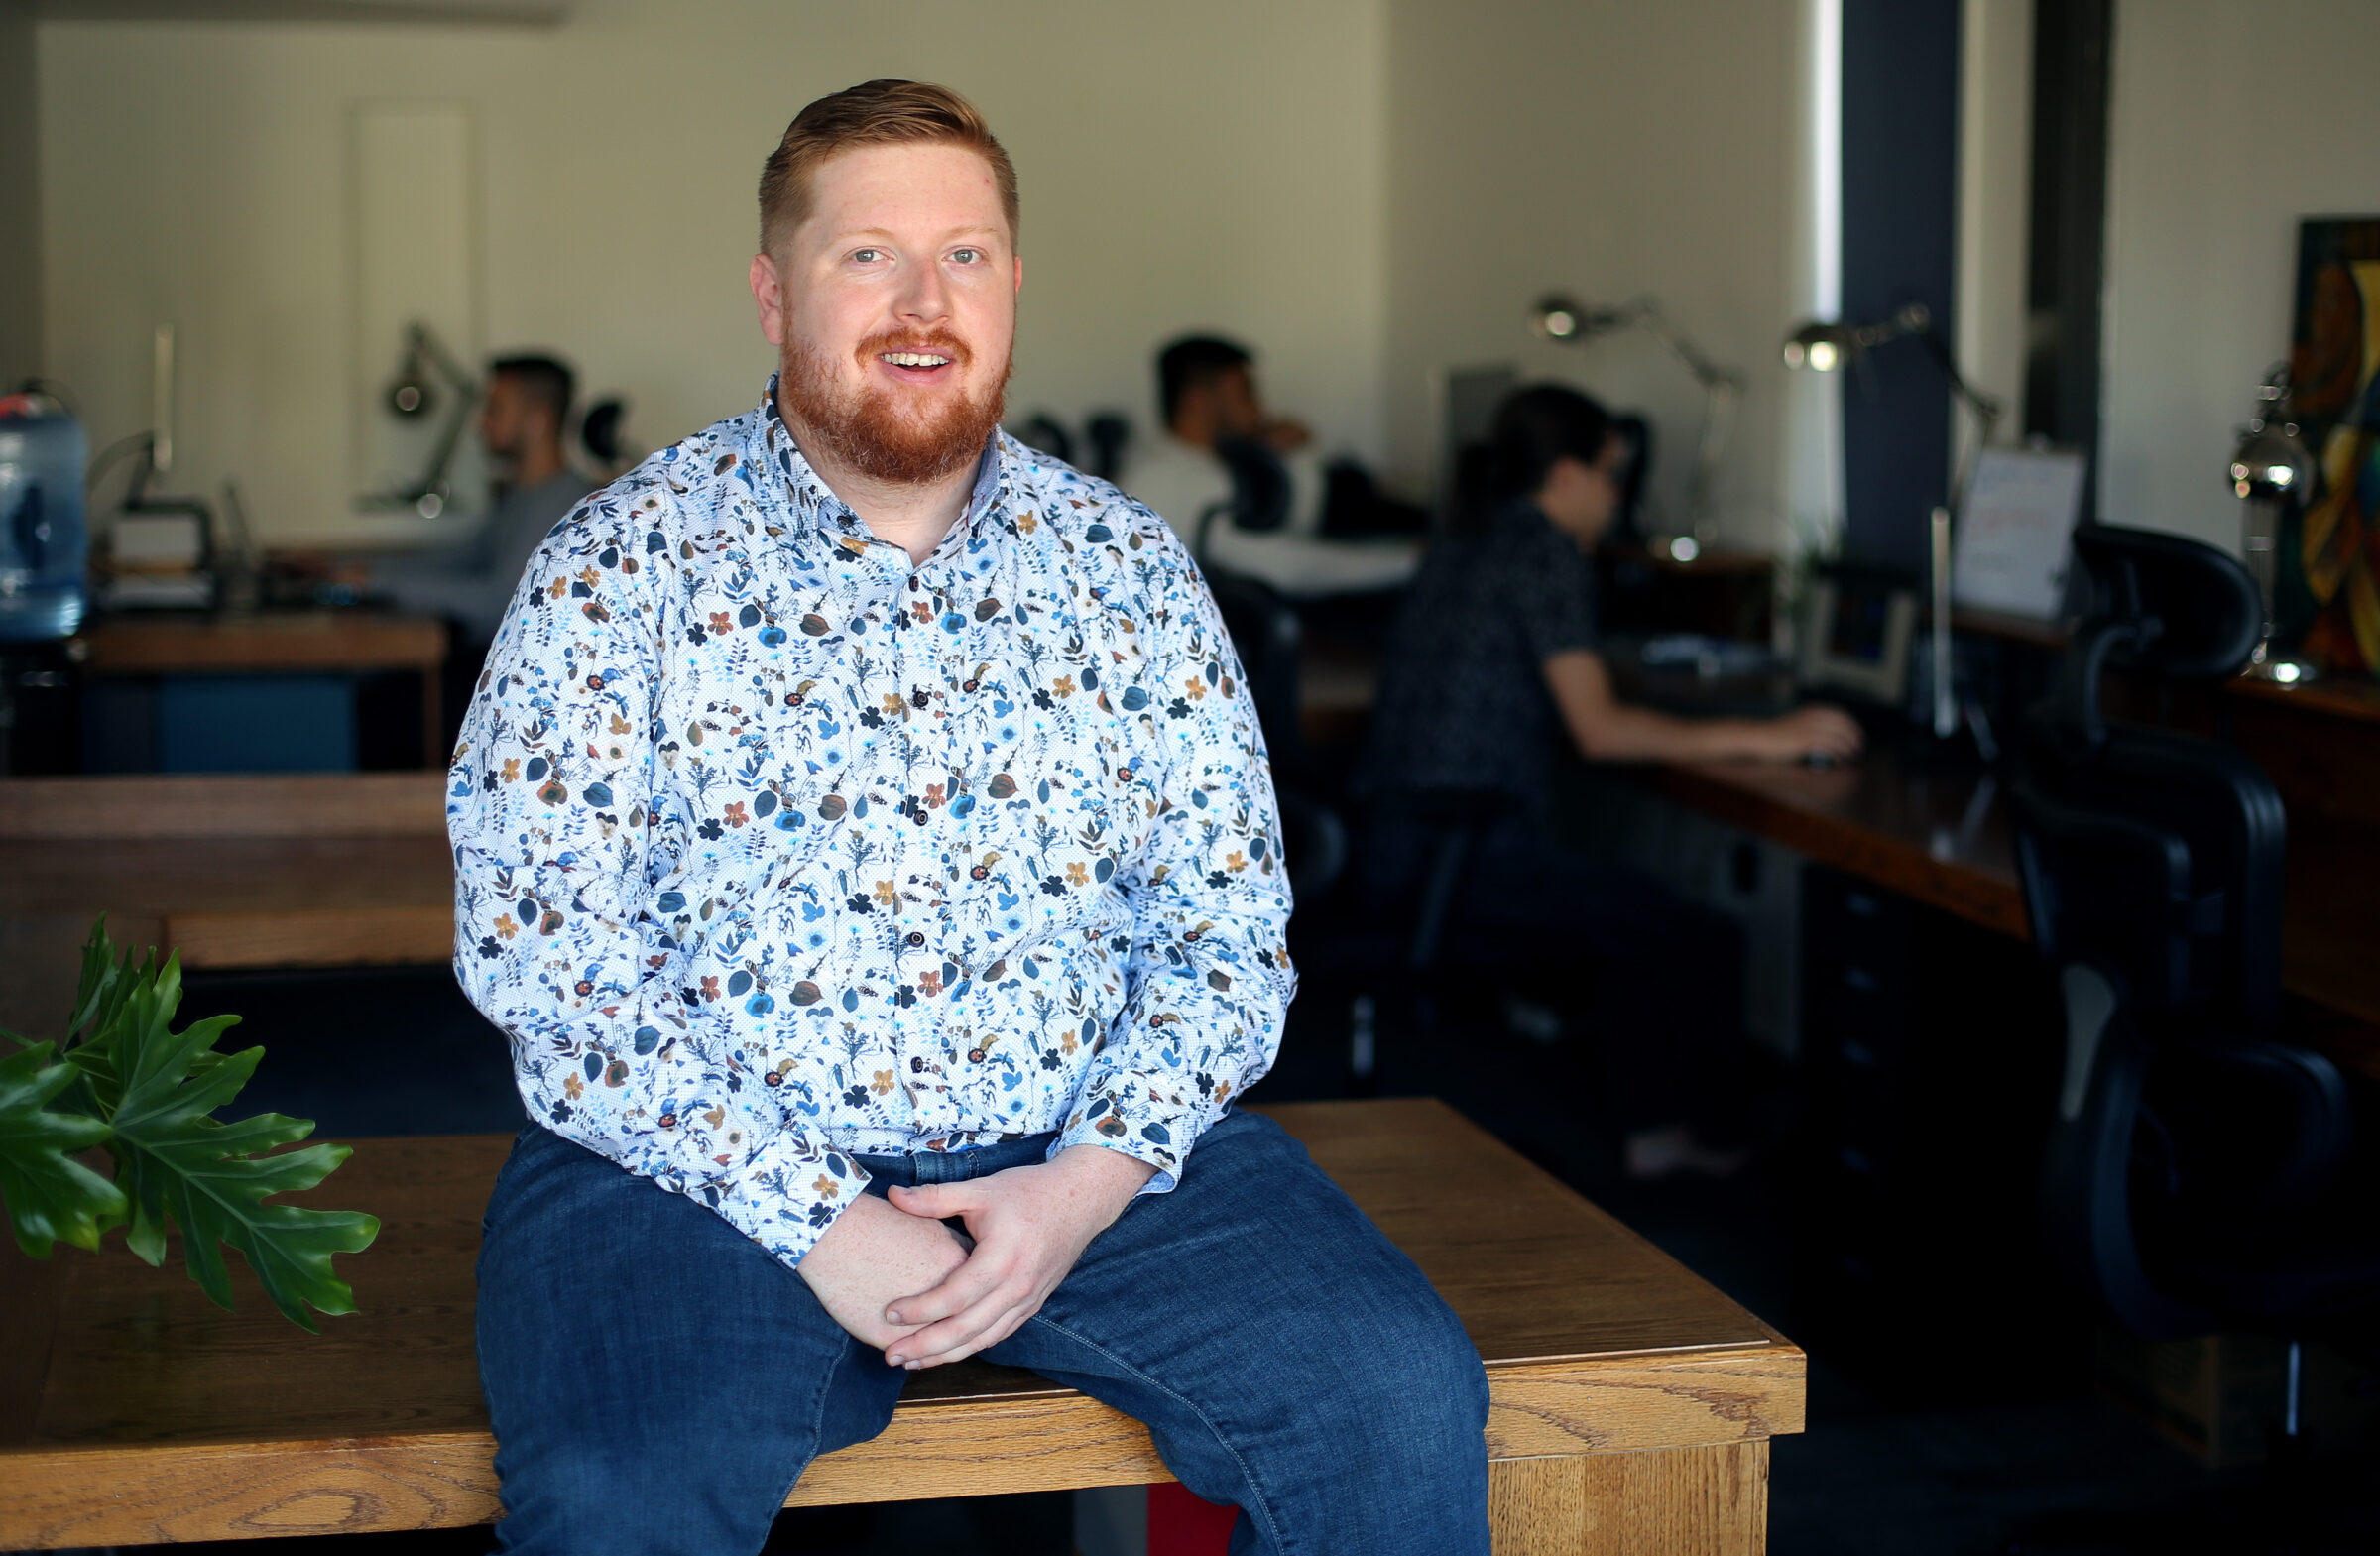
[1956,0,2031,482]
[0,0,38,387]
[38,0,1387,543]
[1381,0,1803,550]
[2101,0,2380,549]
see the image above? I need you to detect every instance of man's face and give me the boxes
[751,140,1020,486]
[478,374,536,463]
[1210,366,1266,440]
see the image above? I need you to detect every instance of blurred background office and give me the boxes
[3,2,2379,1554]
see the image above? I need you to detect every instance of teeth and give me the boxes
[881,352,952,368]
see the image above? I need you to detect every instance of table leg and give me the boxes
[1488,1440,1768,1555]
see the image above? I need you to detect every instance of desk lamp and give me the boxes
[2226,367,2318,684]
[1529,295,1740,556]
[362,321,479,519]
[1781,301,2003,740]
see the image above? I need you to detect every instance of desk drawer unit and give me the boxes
[1795,865,2068,1399]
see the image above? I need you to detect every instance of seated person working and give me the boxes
[371,354,593,645]
[1125,334,1419,597]
[1361,384,1860,1176]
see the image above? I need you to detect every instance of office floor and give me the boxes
[127,964,2378,1556]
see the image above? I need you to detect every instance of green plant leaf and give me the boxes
[103,955,380,1332]
[0,1041,128,1257]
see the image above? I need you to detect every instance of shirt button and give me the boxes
[906,931,925,947]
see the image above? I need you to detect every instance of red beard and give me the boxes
[778,328,1011,487]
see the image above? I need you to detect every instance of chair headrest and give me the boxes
[2033,523,2263,760]
[2070,523,2262,679]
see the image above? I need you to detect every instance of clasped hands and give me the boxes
[797,1143,1157,1370]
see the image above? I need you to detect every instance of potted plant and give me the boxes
[0,917,377,1330]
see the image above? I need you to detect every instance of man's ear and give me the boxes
[750,253,788,346]
[1012,253,1023,296]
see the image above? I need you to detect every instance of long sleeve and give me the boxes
[447,484,862,1268]
[1052,552,1297,1188]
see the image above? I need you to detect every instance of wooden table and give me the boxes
[0,774,453,1040]
[0,1098,1805,1553]
[77,612,449,769]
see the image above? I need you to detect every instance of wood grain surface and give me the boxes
[78,614,446,677]
[0,776,456,1037]
[0,774,446,840]
[1649,740,2028,940]
[1488,1441,1767,1556]
[0,1100,1805,1549]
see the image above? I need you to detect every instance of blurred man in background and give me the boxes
[1126,333,1417,596]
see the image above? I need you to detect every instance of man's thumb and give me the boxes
[888,1181,953,1215]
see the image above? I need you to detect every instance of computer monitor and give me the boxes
[1797,566,1918,705]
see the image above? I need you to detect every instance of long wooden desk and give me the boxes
[1642,725,2380,1079]
[78,612,450,769]
[0,775,453,1040]
[0,1098,1805,1552]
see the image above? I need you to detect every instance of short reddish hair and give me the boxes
[758,79,1019,256]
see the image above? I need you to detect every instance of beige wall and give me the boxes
[38,0,1386,543]
[1957,0,2031,481]
[2101,0,2380,549]
[1381,0,1803,549]
[0,0,37,388]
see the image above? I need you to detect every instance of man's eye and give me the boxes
[852,248,884,264]
[950,248,982,264]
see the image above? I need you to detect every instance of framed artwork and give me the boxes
[2286,218,2380,676]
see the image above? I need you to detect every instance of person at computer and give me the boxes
[1124,334,1419,597]
[371,354,593,643]
[1362,383,1860,1178]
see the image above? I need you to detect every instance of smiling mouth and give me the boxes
[880,351,953,370]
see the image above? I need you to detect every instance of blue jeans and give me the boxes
[476,1108,1490,1555]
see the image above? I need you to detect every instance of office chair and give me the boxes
[1192,436,1293,568]
[2012,522,2376,1445]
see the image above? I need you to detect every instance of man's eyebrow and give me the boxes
[825,224,1006,245]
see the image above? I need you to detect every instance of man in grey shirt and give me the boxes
[375,355,591,643]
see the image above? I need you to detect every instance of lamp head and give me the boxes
[1780,302,1934,373]
[1530,294,1629,344]
[2228,368,2311,502]
[1781,321,1856,373]
[386,326,434,419]
[2230,419,2310,502]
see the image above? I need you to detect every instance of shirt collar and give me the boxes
[757,375,1010,554]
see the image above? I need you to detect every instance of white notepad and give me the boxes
[1955,447,2088,620]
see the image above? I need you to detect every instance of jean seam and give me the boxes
[1023,1312,1289,1554]
[768,1325,859,1523]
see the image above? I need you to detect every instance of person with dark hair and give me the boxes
[1127,331,1418,595]
[1363,384,1859,1176]
[446,80,1491,1555]
[1157,333,1256,431]
[370,353,590,643]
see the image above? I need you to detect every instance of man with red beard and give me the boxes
[449,80,1489,1555]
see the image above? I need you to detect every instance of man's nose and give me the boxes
[892,261,952,328]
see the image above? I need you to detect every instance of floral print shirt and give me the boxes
[448,382,1293,1268]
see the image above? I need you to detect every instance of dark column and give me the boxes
[1841,0,1963,575]
[2024,0,2113,515]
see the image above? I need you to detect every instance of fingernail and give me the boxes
[885,1308,901,1324]
[904,1361,922,1372]
[886,1353,903,1366]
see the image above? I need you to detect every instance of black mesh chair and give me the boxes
[2012,523,2377,1445]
